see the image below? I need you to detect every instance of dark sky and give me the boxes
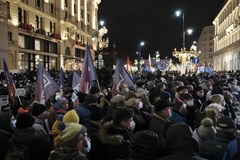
[98,0,226,61]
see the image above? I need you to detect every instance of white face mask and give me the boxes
[128,121,135,131]
[138,101,143,109]
[124,88,129,93]
[186,100,194,107]
[83,137,91,154]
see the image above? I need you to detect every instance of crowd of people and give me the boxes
[1,68,240,160]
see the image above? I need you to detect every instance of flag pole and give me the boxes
[13,83,22,106]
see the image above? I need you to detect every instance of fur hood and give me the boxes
[99,122,125,145]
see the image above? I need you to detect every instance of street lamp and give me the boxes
[138,41,145,72]
[175,10,185,48]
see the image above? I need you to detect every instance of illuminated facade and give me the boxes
[0,0,100,70]
[213,0,240,71]
[198,25,214,68]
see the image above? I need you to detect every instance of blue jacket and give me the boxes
[223,138,238,160]
[169,110,186,124]
[75,104,91,125]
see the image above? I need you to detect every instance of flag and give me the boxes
[112,59,134,96]
[148,54,151,71]
[3,58,15,104]
[35,63,59,104]
[79,45,98,94]
[58,67,65,93]
[72,71,81,103]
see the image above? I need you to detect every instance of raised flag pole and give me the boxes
[13,84,22,106]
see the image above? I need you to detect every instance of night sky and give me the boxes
[98,0,226,61]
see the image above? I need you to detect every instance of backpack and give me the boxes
[4,143,30,160]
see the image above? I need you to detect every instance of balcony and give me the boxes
[49,33,61,40]
[18,23,33,32]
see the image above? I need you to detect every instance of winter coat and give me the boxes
[49,147,87,160]
[149,113,171,143]
[159,123,206,160]
[99,122,133,160]
[222,138,239,160]
[75,104,91,126]
[169,110,187,124]
[12,128,52,160]
[199,131,235,160]
[0,110,12,160]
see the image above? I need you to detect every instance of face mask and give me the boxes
[223,101,226,107]
[11,119,16,129]
[128,121,135,131]
[83,137,91,154]
[138,101,143,109]
[103,91,108,96]
[124,88,129,93]
[186,100,194,107]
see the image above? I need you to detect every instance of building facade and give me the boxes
[0,0,100,71]
[213,0,240,71]
[198,25,214,68]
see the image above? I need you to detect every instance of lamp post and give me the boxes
[138,41,145,72]
[173,10,196,75]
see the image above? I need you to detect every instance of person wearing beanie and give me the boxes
[49,123,90,160]
[7,113,52,160]
[75,94,98,126]
[199,116,236,160]
[52,110,80,149]
[86,107,104,160]
[169,101,188,124]
[194,86,205,110]
[99,107,134,160]
[194,118,217,145]
[149,100,173,144]
[63,87,74,111]
[30,102,51,144]
[89,86,107,110]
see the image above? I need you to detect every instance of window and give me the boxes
[36,16,42,29]
[65,11,68,20]
[35,0,41,8]
[65,0,68,7]
[209,54,212,58]
[18,8,27,24]
[50,3,54,15]
[35,39,41,51]
[209,48,213,52]
[7,1,10,19]
[8,32,12,41]
[49,42,57,53]
[65,47,71,55]
[50,21,55,33]
[25,35,34,49]
[19,35,25,48]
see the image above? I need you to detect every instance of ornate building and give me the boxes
[213,0,240,71]
[198,25,214,68]
[0,0,101,70]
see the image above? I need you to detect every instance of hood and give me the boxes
[166,123,199,155]
[13,128,36,144]
[99,122,125,145]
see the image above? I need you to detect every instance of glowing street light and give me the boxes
[99,20,105,26]
[137,41,145,72]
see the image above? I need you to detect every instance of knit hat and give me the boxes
[16,113,35,129]
[154,100,173,112]
[84,94,98,104]
[54,96,68,110]
[31,102,47,116]
[197,118,216,142]
[113,107,134,124]
[124,98,137,107]
[90,107,102,121]
[59,123,87,147]
[195,86,203,92]
[160,91,171,101]
[216,116,236,129]
[63,87,74,95]
[89,86,100,94]
[63,110,80,123]
[211,86,224,95]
